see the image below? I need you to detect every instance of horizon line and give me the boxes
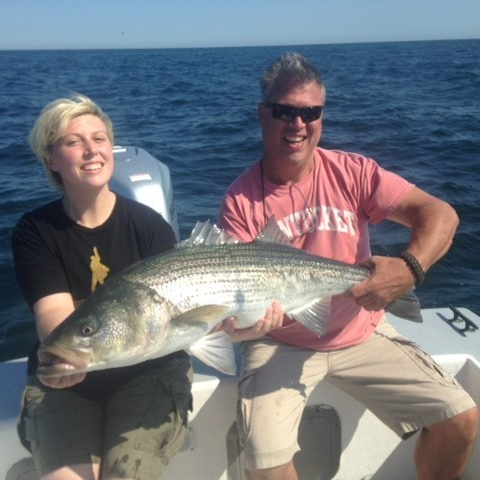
[1,36,479,53]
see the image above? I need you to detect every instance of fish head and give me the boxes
[37,279,172,378]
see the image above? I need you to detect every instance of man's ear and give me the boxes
[258,102,266,125]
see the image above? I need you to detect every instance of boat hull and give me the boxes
[1,308,479,480]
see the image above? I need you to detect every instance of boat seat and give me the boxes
[225,403,341,480]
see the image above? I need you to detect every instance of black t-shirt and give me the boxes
[12,194,188,399]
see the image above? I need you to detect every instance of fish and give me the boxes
[37,219,421,377]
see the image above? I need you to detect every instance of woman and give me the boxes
[12,94,192,479]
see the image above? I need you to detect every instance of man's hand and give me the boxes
[347,255,417,312]
[214,300,284,342]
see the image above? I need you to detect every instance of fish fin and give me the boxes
[188,331,237,375]
[174,305,230,324]
[179,217,291,248]
[179,220,238,247]
[254,216,292,246]
[385,290,423,322]
[289,298,332,337]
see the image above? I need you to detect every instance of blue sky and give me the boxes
[0,0,479,50]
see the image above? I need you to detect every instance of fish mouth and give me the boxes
[36,345,92,378]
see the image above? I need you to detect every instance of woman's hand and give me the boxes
[36,350,86,388]
[38,372,86,389]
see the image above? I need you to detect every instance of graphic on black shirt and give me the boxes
[90,246,110,292]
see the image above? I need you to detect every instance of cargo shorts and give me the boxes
[18,356,193,479]
[237,318,476,470]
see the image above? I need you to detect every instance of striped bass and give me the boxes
[37,220,420,377]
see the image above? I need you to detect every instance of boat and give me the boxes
[1,146,479,480]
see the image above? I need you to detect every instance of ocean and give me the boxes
[0,39,479,362]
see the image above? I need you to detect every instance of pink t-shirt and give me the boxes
[218,147,415,350]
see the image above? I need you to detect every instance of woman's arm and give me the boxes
[34,293,87,388]
[33,292,75,342]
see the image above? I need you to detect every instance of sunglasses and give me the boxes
[264,101,324,124]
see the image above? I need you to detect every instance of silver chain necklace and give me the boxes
[258,158,317,239]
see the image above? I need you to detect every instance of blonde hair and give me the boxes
[29,94,114,191]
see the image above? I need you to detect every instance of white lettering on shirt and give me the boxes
[277,205,357,239]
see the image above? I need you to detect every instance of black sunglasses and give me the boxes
[264,101,324,123]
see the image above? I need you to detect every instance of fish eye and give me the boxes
[80,320,98,336]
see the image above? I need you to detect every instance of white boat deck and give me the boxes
[1,307,479,480]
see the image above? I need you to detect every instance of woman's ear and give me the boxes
[45,154,59,172]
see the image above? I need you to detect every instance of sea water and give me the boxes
[1,39,479,361]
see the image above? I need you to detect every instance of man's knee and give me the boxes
[426,406,478,444]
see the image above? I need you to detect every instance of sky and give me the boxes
[0,0,479,50]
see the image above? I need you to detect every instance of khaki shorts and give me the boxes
[237,318,476,470]
[18,356,192,479]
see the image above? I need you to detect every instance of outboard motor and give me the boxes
[111,146,180,240]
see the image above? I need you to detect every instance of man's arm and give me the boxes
[349,187,459,311]
[215,300,285,342]
[387,187,459,270]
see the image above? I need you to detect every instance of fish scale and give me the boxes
[122,240,368,327]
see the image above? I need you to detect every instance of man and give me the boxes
[217,53,478,480]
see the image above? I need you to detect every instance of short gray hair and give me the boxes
[260,52,326,102]
[29,94,114,191]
